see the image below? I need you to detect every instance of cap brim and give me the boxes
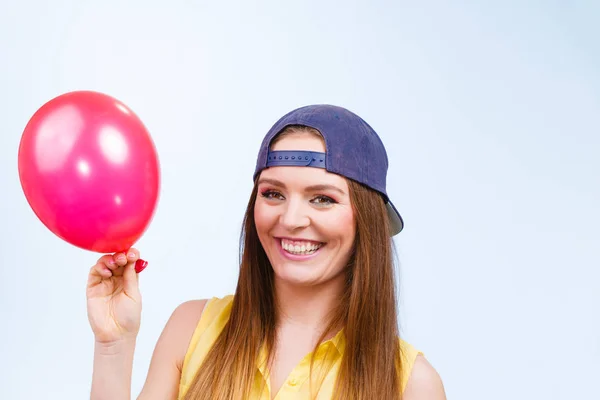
[386,200,404,236]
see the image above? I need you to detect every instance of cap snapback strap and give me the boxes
[266,150,326,168]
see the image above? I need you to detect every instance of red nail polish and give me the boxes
[135,259,148,273]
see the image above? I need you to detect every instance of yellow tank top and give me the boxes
[179,295,422,399]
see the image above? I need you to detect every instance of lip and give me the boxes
[276,236,323,244]
[275,238,324,261]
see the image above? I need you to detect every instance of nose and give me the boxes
[279,198,310,231]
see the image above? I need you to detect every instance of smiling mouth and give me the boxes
[280,238,324,256]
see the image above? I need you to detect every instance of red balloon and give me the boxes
[18,91,160,254]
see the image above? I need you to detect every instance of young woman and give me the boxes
[87,105,446,399]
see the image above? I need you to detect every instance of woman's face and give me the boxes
[254,131,356,288]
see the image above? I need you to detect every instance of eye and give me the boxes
[311,195,337,206]
[260,190,285,201]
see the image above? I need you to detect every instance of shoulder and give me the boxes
[169,295,235,362]
[174,295,235,396]
[167,294,234,327]
[168,299,209,330]
[403,354,446,400]
[136,299,212,398]
[168,294,235,345]
[170,299,210,321]
[397,339,446,398]
[160,299,210,370]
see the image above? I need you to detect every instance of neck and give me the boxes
[274,274,345,335]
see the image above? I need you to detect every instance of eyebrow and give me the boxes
[257,178,347,195]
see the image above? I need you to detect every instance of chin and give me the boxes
[272,263,324,287]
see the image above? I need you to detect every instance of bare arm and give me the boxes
[403,355,447,400]
[90,299,206,400]
[91,339,137,400]
[137,299,207,399]
[87,249,208,400]
[88,252,141,400]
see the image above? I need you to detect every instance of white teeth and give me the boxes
[281,239,322,255]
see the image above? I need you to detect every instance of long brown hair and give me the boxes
[183,127,402,399]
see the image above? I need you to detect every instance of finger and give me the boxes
[113,252,128,267]
[123,261,140,296]
[92,261,113,278]
[87,263,111,288]
[126,248,140,265]
[97,254,119,271]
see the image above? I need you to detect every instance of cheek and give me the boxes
[254,202,276,234]
[341,207,355,228]
[319,207,356,243]
[340,212,356,246]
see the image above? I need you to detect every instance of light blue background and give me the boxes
[1,1,598,399]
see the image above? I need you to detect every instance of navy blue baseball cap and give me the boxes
[253,104,404,235]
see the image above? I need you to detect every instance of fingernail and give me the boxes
[128,252,135,259]
[135,259,148,273]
